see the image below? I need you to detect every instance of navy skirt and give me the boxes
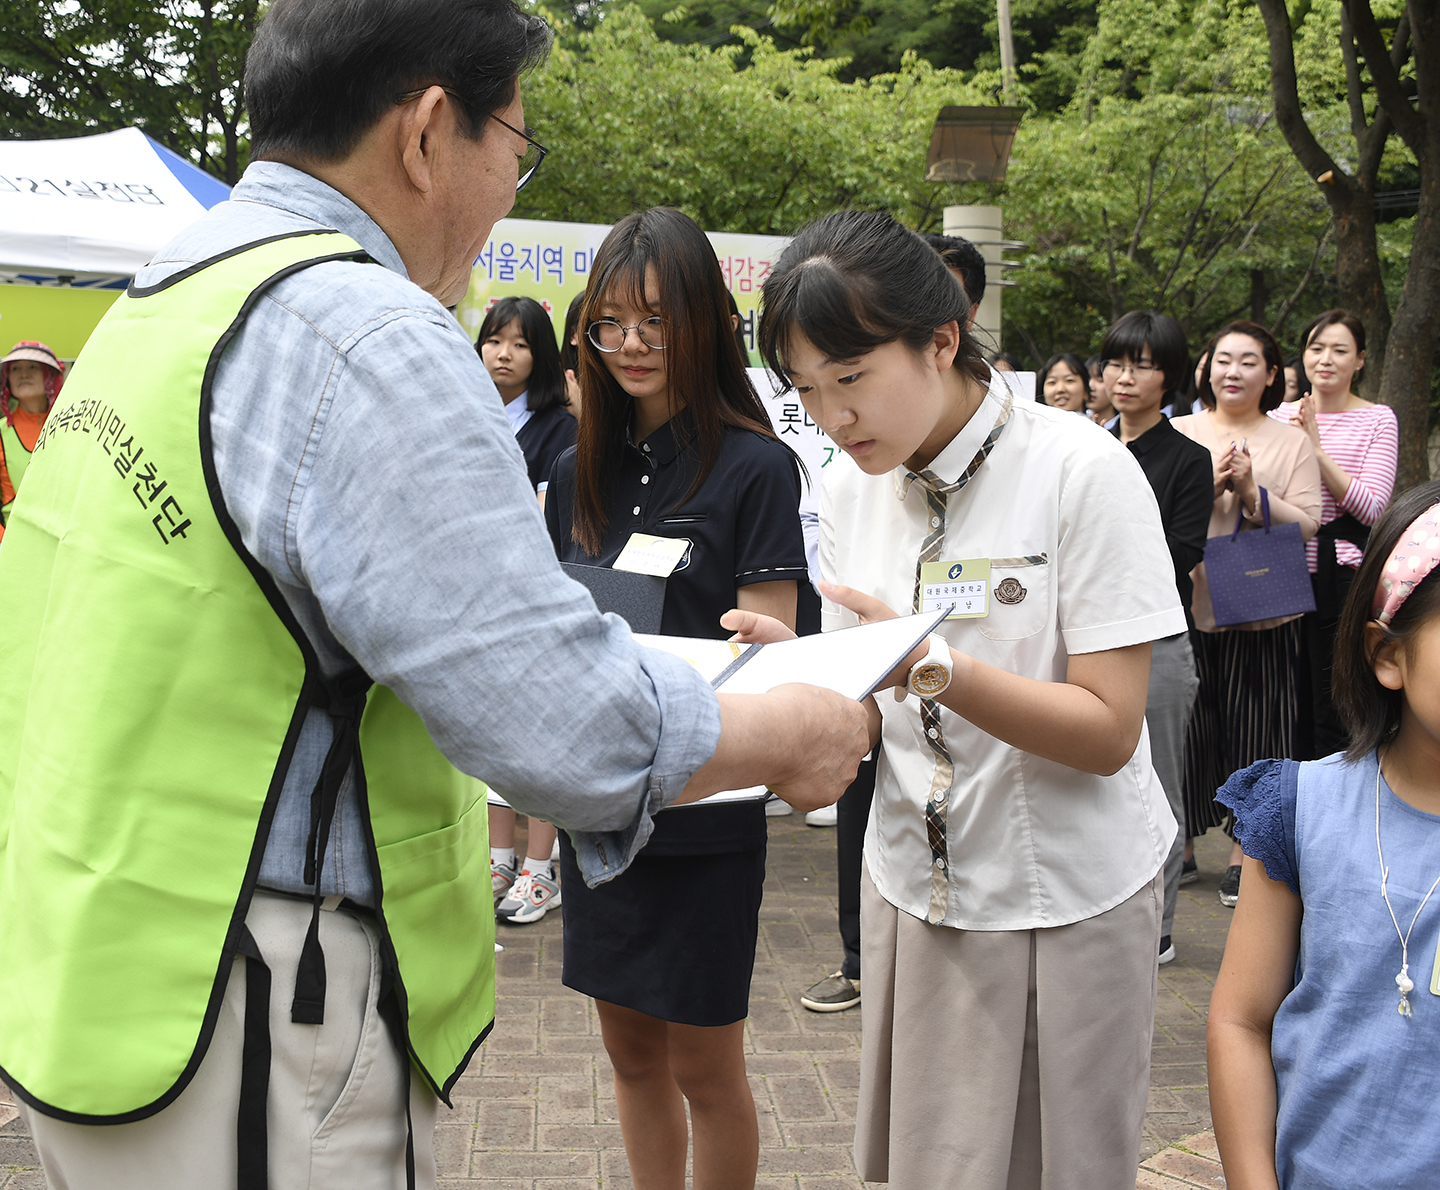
[558,804,767,1027]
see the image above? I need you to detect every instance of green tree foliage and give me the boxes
[0,0,255,183]
[631,0,1096,111]
[1002,90,1327,363]
[515,6,984,233]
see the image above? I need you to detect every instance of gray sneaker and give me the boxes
[800,971,861,1013]
[496,869,562,925]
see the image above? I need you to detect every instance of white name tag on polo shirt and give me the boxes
[919,559,991,618]
[613,532,692,578]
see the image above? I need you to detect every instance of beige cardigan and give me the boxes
[1171,412,1322,632]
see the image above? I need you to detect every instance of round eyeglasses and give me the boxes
[587,318,667,352]
[393,87,548,192]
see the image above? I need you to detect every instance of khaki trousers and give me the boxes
[855,864,1162,1190]
[17,890,440,1190]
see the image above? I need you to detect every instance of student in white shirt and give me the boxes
[728,211,1185,1190]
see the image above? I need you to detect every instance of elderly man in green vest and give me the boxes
[0,0,870,1185]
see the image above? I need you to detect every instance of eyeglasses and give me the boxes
[1102,359,1159,377]
[393,87,548,192]
[587,318,667,352]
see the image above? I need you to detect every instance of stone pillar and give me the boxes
[942,204,1003,351]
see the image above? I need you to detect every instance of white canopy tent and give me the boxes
[0,128,230,357]
[0,127,231,285]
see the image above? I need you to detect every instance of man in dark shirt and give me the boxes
[1104,311,1213,965]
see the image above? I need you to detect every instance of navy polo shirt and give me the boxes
[546,414,807,852]
[545,416,807,639]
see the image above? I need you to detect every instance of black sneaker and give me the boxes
[1179,857,1199,886]
[1158,935,1176,965]
[1218,865,1242,908]
[800,971,861,1013]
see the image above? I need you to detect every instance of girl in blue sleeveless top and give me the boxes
[1210,479,1440,1190]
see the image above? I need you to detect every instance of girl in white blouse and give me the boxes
[729,212,1186,1190]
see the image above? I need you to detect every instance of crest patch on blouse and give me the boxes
[994,576,1027,605]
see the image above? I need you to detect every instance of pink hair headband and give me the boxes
[1374,503,1440,626]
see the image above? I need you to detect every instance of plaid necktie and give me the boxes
[907,391,1013,923]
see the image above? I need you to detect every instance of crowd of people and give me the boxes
[453,204,1414,1190]
[0,1,1434,1189]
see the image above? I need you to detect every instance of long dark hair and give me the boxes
[476,295,566,414]
[571,207,774,555]
[759,210,988,391]
[1334,480,1440,762]
[1198,320,1286,412]
[559,291,584,379]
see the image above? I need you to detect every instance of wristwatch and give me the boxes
[907,634,953,698]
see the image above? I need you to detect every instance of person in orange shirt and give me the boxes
[0,341,65,540]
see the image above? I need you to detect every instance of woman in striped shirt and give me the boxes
[1272,310,1397,757]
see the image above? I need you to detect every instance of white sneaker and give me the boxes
[804,804,838,827]
[496,870,562,925]
[765,797,794,817]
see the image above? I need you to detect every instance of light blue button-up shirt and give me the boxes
[131,162,721,902]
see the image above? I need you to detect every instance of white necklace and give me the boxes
[1375,751,1440,1017]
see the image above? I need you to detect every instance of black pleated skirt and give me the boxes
[1182,619,1302,837]
[557,816,767,1027]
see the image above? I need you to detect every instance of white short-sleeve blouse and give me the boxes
[820,377,1186,930]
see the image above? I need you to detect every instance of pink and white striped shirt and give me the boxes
[1270,403,1398,571]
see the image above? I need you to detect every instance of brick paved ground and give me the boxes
[0,822,1236,1189]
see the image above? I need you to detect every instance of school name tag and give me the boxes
[920,559,990,618]
[613,532,691,578]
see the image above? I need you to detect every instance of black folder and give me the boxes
[561,562,667,635]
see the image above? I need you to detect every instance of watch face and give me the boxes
[910,662,950,697]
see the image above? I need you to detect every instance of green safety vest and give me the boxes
[0,232,495,1121]
[0,412,35,525]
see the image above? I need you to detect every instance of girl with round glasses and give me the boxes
[544,206,807,1190]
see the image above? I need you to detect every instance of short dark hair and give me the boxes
[1100,311,1190,403]
[920,233,986,307]
[1037,353,1088,404]
[1334,480,1440,761]
[1197,320,1286,412]
[1299,308,1367,383]
[476,295,566,415]
[246,0,552,162]
[761,211,989,393]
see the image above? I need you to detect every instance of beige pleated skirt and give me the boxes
[854,863,1162,1190]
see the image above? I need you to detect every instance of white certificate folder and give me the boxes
[486,610,951,810]
[636,607,951,702]
[636,610,950,807]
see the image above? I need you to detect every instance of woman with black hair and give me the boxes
[478,296,577,925]
[1272,309,1397,759]
[477,295,576,503]
[559,290,584,417]
[545,207,807,1190]
[1102,311,1213,963]
[737,211,1185,1190]
[1036,352,1089,411]
[1172,322,1321,908]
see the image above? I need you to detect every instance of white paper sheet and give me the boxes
[708,611,949,701]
